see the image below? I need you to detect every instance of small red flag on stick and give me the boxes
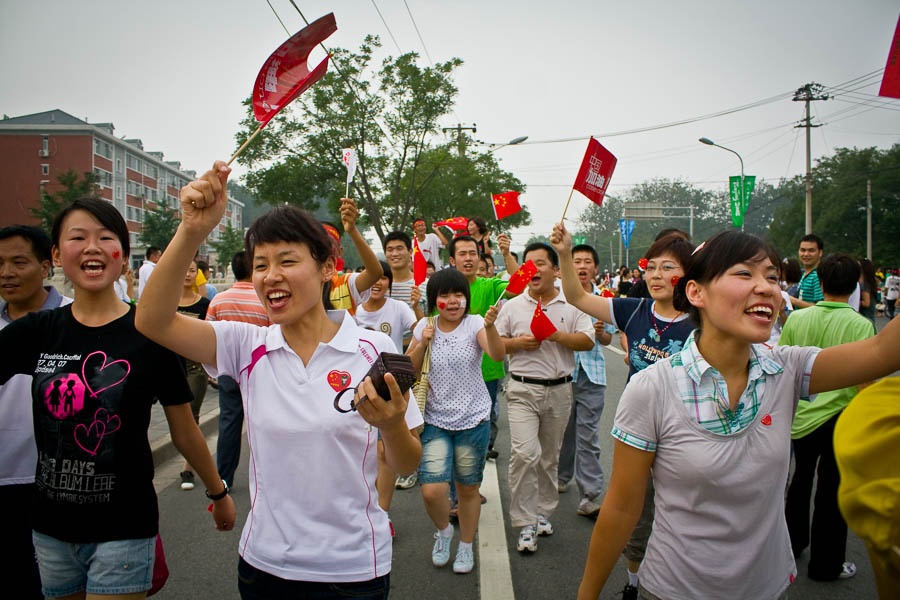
[879,15,900,99]
[491,191,522,220]
[433,216,469,231]
[560,137,618,221]
[228,13,338,165]
[530,299,558,342]
[413,238,427,286]
[504,261,538,296]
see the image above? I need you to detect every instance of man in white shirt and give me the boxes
[412,217,445,270]
[137,246,161,299]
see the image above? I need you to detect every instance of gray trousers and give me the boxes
[557,365,606,500]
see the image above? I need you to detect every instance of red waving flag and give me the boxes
[491,191,522,220]
[530,299,558,342]
[433,216,469,231]
[573,137,617,207]
[879,15,900,99]
[413,238,427,286]
[252,13,338,127]
[504,260,538,296]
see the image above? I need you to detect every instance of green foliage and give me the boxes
[139,204,179,250]
[209,222,245,268]
[769,145,900,266]
[31,169,99,233]
[235,35,526,245]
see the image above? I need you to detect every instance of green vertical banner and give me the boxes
[572,235,586,245]
[728,175,756,227]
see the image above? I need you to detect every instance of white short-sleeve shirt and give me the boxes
[205,311,423,582]
[355,298,418,353]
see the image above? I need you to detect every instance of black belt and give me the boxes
[510,374,573,387]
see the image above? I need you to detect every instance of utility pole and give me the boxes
[792,82,829,234]
[442,123,476,156]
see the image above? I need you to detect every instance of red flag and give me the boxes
[504,260,538,296]
[879,15,900,99]
[433,216,469,231]
[573,137,617,207]
[530,299,558,341]
[491,191,522,220]
[413,238,427,286]
[252,13,337,127]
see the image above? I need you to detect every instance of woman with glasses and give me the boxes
[137,161,423,600]
[552,229,696,600]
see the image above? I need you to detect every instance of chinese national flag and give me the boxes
[504,260,538,296]
[530,299,558,341]
[879,15,900,99]
[413,238,427,286]
[433,216,469,231]
[573,137,617,207]
[252,13,337,127]
[491,191,522,220]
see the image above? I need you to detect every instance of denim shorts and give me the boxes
[418,421,490,485]
[33,531,155,597]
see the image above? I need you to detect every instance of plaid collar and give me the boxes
[678,330,784,383]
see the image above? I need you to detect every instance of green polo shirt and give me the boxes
[470,277,509,381]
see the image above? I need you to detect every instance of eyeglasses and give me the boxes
[644,263,680,274]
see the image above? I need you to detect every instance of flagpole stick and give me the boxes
[559,188,575,223]
[228,124,265,166]
[346,181,350,198]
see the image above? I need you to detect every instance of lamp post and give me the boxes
[699,137,745,230]
[488,135,528,153]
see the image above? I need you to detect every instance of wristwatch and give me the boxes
[205,479,230,500]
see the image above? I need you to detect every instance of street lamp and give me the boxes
[699,137,745,230]
[488,135,528,153]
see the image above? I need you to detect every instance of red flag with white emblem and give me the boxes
[572,137,617,207]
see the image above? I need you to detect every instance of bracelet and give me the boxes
[205,479,230,500]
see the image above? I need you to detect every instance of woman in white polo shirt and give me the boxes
[137,161,423,599]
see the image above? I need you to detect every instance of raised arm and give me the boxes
[497,233,519,276]
[342,198,383,293]
[809,315,900,394]
[478,305,506,361]
[550,222,613,324]
[135,162,229,365]
[432,224,450,247]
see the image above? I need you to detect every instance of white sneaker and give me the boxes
[395,472,418,489]
[838,561,857,579]
[179,471,195,491]
[517,525,537,553]
[576,496,602,517]
[453,545,475,574]
[536,515,553,536]
[432,531,453,567]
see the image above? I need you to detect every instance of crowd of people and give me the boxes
[1,159,898,600]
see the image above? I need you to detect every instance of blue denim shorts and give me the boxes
[33,531,155,597]
[418,421,490,485]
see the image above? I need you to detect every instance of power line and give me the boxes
[370,0,403,52]
[265,0,290,34]
[403,0,434,66]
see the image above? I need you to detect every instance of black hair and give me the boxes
[645,233,695,268]
[799,233,824,251]
[673,230,781,326]
[655,228,691,242]
[523,242,558,268]
[510,251,518,261]
[230,251,250,280]
[413,216,426,224]
[859,258,877,297]
[781,257,802,285]
[384,230,412,250]
[467,216,488,236]
[51,197,131,259]
[245,206,332,266]
[0,225,52,263]
[196,260,210,274]
[146,246,161,260]
[378,260,393,291]
[449,235,478,258]
[426,268,471,315]
[572,244,600,266]
[818,253,861,296]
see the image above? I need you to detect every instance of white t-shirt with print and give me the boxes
[412,314,490,430]
[416,232,444,270]
[355,298,418,353]
[205,311,423,583]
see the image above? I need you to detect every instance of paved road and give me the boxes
[150,331,883,599]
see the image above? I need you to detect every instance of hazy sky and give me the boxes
[2,0,898,247]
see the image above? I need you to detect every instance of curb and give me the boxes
[151,406,221,468]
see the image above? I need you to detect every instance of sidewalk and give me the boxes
[149,386,220,467]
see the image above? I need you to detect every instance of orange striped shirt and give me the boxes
[205,281,271,326]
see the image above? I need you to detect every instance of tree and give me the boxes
[139,204,179,250]
[209,222,245,268]
[235,35,527,244]
[769,145,900,266]
[31,169,99,233]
